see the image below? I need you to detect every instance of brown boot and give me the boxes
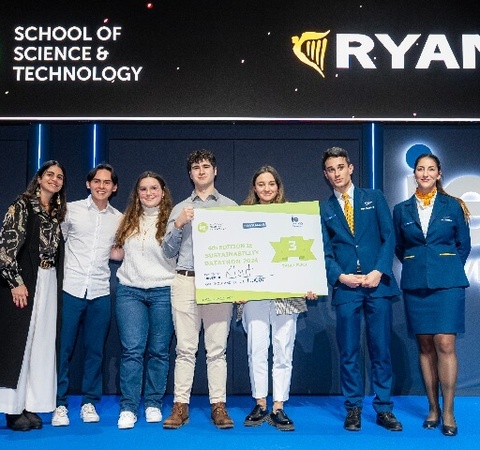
[163,402,189,429]
[211,402,234,429]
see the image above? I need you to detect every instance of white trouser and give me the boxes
[243,300,298,403]
[0,268,57,414]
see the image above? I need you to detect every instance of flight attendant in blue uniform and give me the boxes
[393,153,471,437]
[320,147,402,432]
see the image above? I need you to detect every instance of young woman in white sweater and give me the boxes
[112,171,176,429]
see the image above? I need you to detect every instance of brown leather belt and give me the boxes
[176,270,195,277]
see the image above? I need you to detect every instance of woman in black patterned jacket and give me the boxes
[0,160,66,432]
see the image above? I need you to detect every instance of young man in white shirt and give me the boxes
[52,164,123,426]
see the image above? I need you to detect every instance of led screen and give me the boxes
[1,1,479,120]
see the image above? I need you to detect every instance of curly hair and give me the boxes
[186,149,216,172]
[115,171,173,246]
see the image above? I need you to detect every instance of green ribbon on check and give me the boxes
[270,236,316,262]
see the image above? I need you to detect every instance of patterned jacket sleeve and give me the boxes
[0,200,28,288]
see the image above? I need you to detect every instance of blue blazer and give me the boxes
[393,193,471,291]
[320,187,400,306]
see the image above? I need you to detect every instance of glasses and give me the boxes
[138,185,161,195]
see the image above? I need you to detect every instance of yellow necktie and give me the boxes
[342,193,354,234]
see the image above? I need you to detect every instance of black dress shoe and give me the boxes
[422,419,440,429]
[344,407,361,431]
[23,410,43,429]
[442,424,458,436]
[244,405,269,427]
[6,413,31,431]
[376,412,403,431]
[269,409,294,431]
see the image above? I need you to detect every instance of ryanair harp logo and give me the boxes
[292,31,330,78]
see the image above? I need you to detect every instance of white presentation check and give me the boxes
[192,201,327,304]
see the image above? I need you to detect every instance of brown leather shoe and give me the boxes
[211,402,234,429]
[163,402,189,429]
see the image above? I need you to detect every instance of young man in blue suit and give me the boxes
[320,147,402,432]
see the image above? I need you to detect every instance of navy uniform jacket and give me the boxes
[393,193,470,291]
[320,187,400,306]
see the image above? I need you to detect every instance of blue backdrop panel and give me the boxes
[0,126,30,216]
[103,123,362,396]
[7,122,480,398]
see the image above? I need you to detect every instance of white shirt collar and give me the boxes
[334,184,355,201]
[86,194,113,213]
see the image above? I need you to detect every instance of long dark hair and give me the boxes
[23,160,67,222]
[115,171,173,246]
[414,153,470,221]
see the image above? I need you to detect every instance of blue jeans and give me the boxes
[115,283,173,414]
[57,291,111,407]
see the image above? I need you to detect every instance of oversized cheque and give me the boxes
[192,201,327,304]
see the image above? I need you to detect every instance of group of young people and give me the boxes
[0,147,470,439]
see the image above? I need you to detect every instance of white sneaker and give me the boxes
[118,411,137,429]
[52,406,70,427]
[80,403,100,423]
[145,406,162,423]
